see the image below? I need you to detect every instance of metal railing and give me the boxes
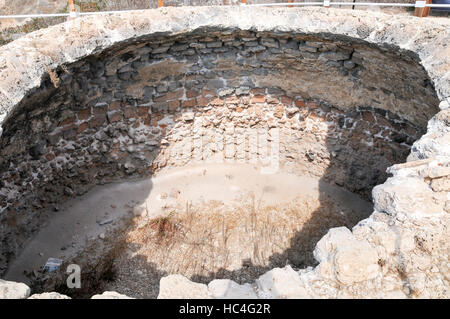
[0,0,448,20]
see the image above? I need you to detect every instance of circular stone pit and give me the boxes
[0,7,449,299]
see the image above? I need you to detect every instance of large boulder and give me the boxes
[158,274,210,299]
[372,176,443,216]
[28,292,71,299]
[408,110,450,161]
[256,265,310,298]
[91,291,133,299]
[0,279,31,299]
[314,227,380,285]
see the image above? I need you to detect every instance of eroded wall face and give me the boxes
[0,30,439,274]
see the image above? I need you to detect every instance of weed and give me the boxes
[45,65,60,88]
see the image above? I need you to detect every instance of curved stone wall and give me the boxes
[0,7,448,298]
[0,29,434,206]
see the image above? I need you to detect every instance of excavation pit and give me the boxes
[0,7,448,299]
[7,163,374,298]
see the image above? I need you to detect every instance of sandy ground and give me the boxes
[4,177,151,284]
[104,165,373,298]
[4,163,372,290]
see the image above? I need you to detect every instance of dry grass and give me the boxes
[105,192,365,297]
[45,65,60,88]
[29,190,367,298]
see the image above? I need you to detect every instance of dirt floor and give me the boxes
[4,163,373,298]
[107,193,372,298]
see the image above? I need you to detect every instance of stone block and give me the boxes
[0,279,30,299]
[196,97,210,107]
[89,114,106,128]
[158,275,210,299]
[91,291,133,299]
[251,95,265,103]
[373,176,444,216]
[319,51,351,61]
[208,279,257,299]
[107,111,123,123]
[77,108,92,121]
[256,265,310,299]
[430,176,450,192]
[29,292,71,299]
[314,227,379,285]
[182,99,196,108]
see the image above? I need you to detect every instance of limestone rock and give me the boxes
[28,292,71,299]
[314,227,379,285]
[91,291,134,299]
[208,279,257,299]
[158,274,210,299]
[408,110,450,161]
[313,227,354,263]
[256,265,310,299]
[182,112,195,122]
[380,290,408,299]
[430,176,450,192]
[439,100,449,110]
[420,166,450,179]
[332,242,379,285]
[0,279,31,299]
[372,176,443,216]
